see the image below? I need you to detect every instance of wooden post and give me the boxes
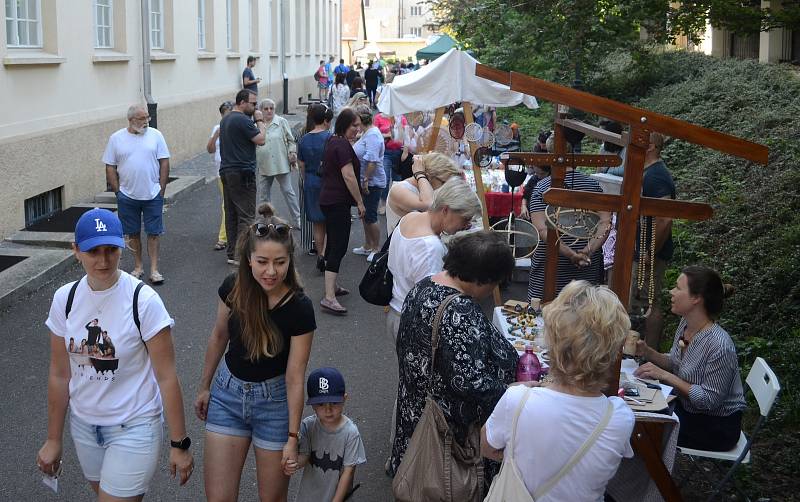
[424,107,446,153]
[462,102,491,231]
[463,101,502,306]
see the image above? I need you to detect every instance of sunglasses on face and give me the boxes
[254,222,290,237]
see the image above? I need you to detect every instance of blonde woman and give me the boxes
[256,99,301,228]
[384,152,463,231]
[482,281,635,501]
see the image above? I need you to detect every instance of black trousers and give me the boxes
[675,400,743,451]
[220,169,256,261]
[321,203,352,273]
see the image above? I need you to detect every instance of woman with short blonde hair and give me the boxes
[545,280,630,394]
[384,152,463,231]
[482,280,635,501]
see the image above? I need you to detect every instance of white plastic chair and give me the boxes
[677,357,781,502]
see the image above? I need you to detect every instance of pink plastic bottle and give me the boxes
[516,346,541,382]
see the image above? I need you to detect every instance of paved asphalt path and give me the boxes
[0,170,404,500]
[0,161,526,501]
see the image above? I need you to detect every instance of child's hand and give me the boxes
[284,459,299,476]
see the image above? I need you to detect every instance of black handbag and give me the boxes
[358,232,393,306]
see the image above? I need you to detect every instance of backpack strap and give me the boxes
[133,281,146,350]
[64,279,81,319]
[532,401,614,499]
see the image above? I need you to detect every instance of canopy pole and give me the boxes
[424,107,446,153]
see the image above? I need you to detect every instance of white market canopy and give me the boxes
[376,48,539,116]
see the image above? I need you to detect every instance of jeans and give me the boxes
[220,169,256,260]
[382,149,402,201]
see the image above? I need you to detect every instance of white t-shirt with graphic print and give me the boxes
[46,271,174,426]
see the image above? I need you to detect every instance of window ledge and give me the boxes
[92,52,132,63]
[150,52,178,61]
[305,52,311,56]
[226,52,241,59]
[249,52,262,57]
[3,52,65,66]
[197,52,217,60]
[269,52,279,57]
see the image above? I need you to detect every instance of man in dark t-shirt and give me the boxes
[345,67,359,88]
[631,132,676,350]
[364,62,381,108]
[242,56,260,93]
[219,89,266,263]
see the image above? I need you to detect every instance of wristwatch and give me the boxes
[170,436,192,450]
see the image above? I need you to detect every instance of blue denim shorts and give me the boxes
[70,412,162,498]
[363,188,383,224]
[116,191,164,236]
[205,359,289,451]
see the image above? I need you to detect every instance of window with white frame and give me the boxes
[94,0,113,48]
[226,0,232,51]
[197,0,205,49]
[150,0,163,49]
[5,0,43,47]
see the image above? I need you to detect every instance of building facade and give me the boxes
[0,0,341,239]
[341,0,436,63]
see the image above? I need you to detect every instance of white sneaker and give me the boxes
[352,246,372,256]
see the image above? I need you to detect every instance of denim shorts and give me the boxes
[205,359,289,451]
[70,412,162,498]
[363,188,383,224]
[116,191,164,236]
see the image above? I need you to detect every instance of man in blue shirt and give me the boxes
[242,56,260,93]
[334,59,349,76]
[325,56,335,89]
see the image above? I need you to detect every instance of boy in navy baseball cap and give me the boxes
[285,367,366,501]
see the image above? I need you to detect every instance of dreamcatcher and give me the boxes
[448,112,465,140]
[495,123,514,146]
[490,160,540,258]
[544,205,607,250]
[406,111,425,128]
[464,122,483,143]
[419,126,452,154]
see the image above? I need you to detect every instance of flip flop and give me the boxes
[130,269,144,280]
[149,272,165,285]
[213,241,226,251]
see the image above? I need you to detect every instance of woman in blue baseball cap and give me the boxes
[36,208,194,500]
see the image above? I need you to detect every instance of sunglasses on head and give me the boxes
[254,222,290,237]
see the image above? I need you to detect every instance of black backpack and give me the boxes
[359,233,393,306]
[66,279,147,347]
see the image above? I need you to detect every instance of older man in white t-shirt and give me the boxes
[102,105,170,284]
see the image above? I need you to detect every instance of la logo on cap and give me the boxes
[319,377,329,393]
[95,218,108,232]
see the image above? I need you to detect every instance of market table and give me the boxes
[491,307,682,501]
[485,190,524,218]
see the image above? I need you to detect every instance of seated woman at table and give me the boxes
[482,280,635,501]
[388,231,518,476]
[635,266,746,452]
[384,152,462,231]
[527,137,611,301]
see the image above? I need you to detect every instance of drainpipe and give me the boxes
[280,0,288,114]
[140,0,157,127]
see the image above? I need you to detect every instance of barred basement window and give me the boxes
[24,186,63,228]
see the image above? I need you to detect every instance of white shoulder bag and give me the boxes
[484,389,614,502]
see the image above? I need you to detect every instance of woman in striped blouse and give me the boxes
[635,266,746,451]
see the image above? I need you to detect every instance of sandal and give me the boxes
[130,269,144,280]
[213,241,226,251]
[335,285,350,297]
[320,298,347,315]
[149,272,165,285]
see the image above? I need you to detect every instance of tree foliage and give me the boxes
[430,0,800,84]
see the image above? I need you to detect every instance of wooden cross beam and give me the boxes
[477,64,769,502]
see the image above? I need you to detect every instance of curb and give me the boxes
[0,247,75,311]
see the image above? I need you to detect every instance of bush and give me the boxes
[588,50,800,494]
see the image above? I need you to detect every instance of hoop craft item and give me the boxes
[491,216,540,259]
[495,123,513,145]
[473,146,493,168]
[464,122,483,143]
[449,112,466,140]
